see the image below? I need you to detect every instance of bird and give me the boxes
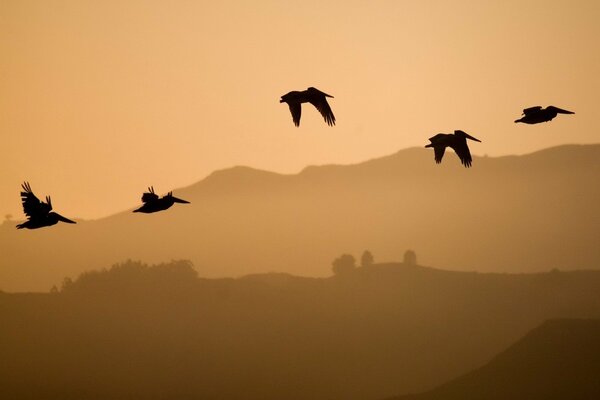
[425,130,482,168]
[514,106,574,124]
[16,182,76,229]
[280,87,336,127]
[133,186,190,213]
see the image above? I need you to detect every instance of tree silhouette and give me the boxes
[404,250,417,266]
[60,259,197,294]
[332,254,356,275]
[361,250,374,267]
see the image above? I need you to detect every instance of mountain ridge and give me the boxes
[2,143,599,292]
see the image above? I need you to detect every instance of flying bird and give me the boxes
[514,106,574,124]
[280,87,336,127]
[16,182,76,229]
[133,187,190,214]
[425,130,482,168]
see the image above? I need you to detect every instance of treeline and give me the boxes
[57,259,197,294]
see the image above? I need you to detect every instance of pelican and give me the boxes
[425,130,482,168]
[514,106,574,124]
[133,186,190,213]
[280,87,336,126]
[16,182,76,229]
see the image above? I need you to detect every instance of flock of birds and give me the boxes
[16,87,574,229]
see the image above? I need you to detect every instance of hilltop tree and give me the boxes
[404,250,417,266]
[361,250,374,267]
[332,254,356,275]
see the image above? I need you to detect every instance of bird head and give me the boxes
[455,130,481,142]
[167,192,190,204]
[51,212,76,224]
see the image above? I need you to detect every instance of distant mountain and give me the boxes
[391,319,600,400]
[1,261,600,400]
[2,144,599,291]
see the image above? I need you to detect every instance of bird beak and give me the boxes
[465,133,481,142]
[56,214,76,224]
[556,108,575,114]
[323,92,334,98]
[172,197,190,204]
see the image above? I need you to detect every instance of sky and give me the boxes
[1,0,599,220]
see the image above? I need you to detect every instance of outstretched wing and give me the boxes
[523,106,542,115]
[433,146,446,164]
[142,186,159,203]
[547,106,574,114]
[452,141,473,168]
[288,103,302,127]
[20,182,52,218]
[308,96,336,126]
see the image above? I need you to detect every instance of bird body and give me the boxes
[280,87,336,126]
[16,182,76,229]
[133,187,190,213]
[425,130,481,168]
[514,105,574,124]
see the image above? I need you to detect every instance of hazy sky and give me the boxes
[1,0,599,220]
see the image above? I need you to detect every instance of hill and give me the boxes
[1,143,599,291]
[1,261,600,399]
[391,319,600,400]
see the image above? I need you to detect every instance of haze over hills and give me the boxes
[1,144,599,292]
[391,319,600,400]
[1,260,600,400]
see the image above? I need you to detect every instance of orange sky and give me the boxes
[1,0,599,220]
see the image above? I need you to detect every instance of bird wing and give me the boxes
[547,106,574,114]
[433,146,446,164]
[141,187,159,203]
[20,182,52,218]
[288,103,302,127]
[523,106,542,115]
[308,96,336,126]
[451,140,473,168]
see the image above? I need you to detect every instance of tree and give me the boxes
[404,250,417,266]
[332,254,356,275]
[361,250,374,267]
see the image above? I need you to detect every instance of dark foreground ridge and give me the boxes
[390,319,600,400]
[2,260,600,400]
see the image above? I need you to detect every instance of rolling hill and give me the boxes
[1,261,600,399]
[1,144,599,292]
[391,319,600,400]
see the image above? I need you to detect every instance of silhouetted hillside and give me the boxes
[1,144,599,291]
[1,260,600,399]
[391,319,600,400]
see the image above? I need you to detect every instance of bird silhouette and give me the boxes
[280,87,336,126]
[425,130,482,168]
[514,106,574,124]
[16,182,76,229]
[133,186,190,213]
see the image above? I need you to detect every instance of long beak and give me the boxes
[323,92,334,98]
[56,214,76,224]
[465,133,481,142]
[555,108,575,114]
[172,197,190,204]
